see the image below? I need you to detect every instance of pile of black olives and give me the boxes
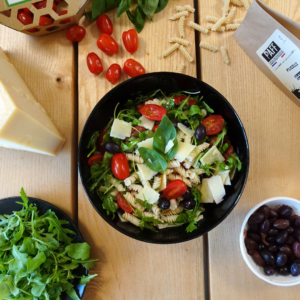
[245,204,300,277]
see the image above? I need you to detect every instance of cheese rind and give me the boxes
[175,141,196,162]
[0,47,65,156]
[137,163,157,180]
[200,146,224,165]
[178,123,195,137]
[136,185,160,204]
[139,116,155,130]
[110,119,131,140]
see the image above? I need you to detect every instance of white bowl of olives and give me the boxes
[240,197,300,286]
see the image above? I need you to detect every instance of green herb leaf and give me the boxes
[134,5,146,33]
[189,105,203,117]
[19,187,29,209]
[126,10,135,24]
[87,132,100,157]
[155,0,169,13]
[138,147,167,172]
[79,274,98,285]
[203,101,214,113]
[91,0,106,21]
[31,283,46,297]
[102,194,117,218]
[66,288,81,300]
[117,0,131,17]
[138,0,159,19]
[0,282,9,300]
[27,252,46,273]
[66,243,91,260]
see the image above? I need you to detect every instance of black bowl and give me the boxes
[78,72,249,244]
[0,197,87,300]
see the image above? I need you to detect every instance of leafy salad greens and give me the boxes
[0,188,97,300]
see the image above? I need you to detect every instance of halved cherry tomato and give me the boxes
[123,59,145,78]
[125,125,147,142]
[140,104,167,121]
[163,180,187,199]
[88,154,104,166]
[153,124,159,132]
[174,95,197,106]
[122,29,139,54]
[106,64,121,84]
[98,129,108,153]
[18,12,33,25]
[96,14,113,35]
[202,115,224,135]
[39,15,54,26]
[189,100,197,106]
[116,192,133,213]
[136,103,144,112]
[87,52,103,74]
[97,33,118,55]
[112,153,130,180]
[66,25,86,42]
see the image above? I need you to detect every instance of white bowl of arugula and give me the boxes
[79,73,249,244]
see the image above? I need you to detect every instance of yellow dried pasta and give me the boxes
[206,23,225,32]
[124,173,138,186]
[169,11,188,20]
[162,206,184,216]
[211,16,227,31]
[152,176,161,190]
[230,0,243,6]
[225,6,236,23]
[122,213,140,227]
[178,16,185,38]
[199,41,218,53]
[188,21,209,34]
[167,160,181,168]
[162,43,180,58]
[128,184,143,193]
[125,153,144,163]
[206,15,219,23]
[223,0,230,16]
[175,5,185,12]
[221,46,230,64]
[124,192,145,212]
[176,63,185,74]
[234,18,244,24]
[179,45,194,63]
[169,37,189,46]
[183,5,195,13]
[225,23,240,30]
[240,0,249,9]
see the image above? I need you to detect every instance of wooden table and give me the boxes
[1,1,300,299]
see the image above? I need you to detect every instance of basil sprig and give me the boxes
[138,115,178,172]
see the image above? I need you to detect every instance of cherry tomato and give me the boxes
[153,124,159,132]
[116,192,133,213]
[112,153,130,180]
[98,129,108,153]
[39,15,54,26]
[125,125,147,142]
[57,10,68,16]
[106,64,121,84]
[123,59,145,77]
[223,145,234,161]
[66,25,86,42]
[189,99,197,106]
[87,52,103,74]
[122,29,139,54]
[18,12,33,25]
[163,180,187,199]
[97,33,118,55]
[96,14,113,35]
[33,0,57,10]
[136,103,144,112]
[140,104,167,121]
[202,115,224,135]
[88,154,104,166]
[174,95,197,106]
[54,0,61,3]
[57,11,71,24]
[23,8,32,14]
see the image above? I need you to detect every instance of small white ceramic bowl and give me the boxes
[240,197,300,286]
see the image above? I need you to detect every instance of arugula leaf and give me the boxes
[117,0,131,17]
[87,132,100,157]
[19,187,29,209]
[66,288,80,300]
[79,274,98,285]
[135,199,153,210]
[27,252,46,273]
[212,127,227,148]
[0,282,9,300]
[102,194,117,218]
[138,0,159,19]
[138,147,167,172]
[66,243,91,260]
[189,105,203,118]
[11,215,24,245]
[31,283,46,297]
[155,0,169,13]
[203,101,214,113]
[134,210,162,232]
[134,5,146,33]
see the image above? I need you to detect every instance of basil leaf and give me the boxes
[189,105,203,117]
[117,0,131,18]
[91,0,106,20]
[138,147,167,172]
[138,0,159,19]
[153,115,177,161]
[134,5,146,33]
[126,10,135,24]
[106,0,121,10]
[66,243,91,260]
[155,0,169,13]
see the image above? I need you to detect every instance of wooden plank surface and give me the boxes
[78,2,204,299]
[198,1,300,299]
[0,26,77,219]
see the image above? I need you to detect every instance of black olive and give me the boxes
[258,205,270,219]
[260,219,271,234]
[182,120,190,127]
[276,230,289,244]
[264,265,276,276]
[290,263,300,276]
[293,218,300,228]
[258,243,266,251]
[276,252,288,266]
[182,189,193,201]
[195,124,207,141]
[104,142,121,154]
[182,198,196,210]
[158,197,170,210]
[170,119,178,129]
[278,205,293,219]
[260,250,276,265]
[247,231,262,243]
[248,212,265,225]
[278,266,290,276]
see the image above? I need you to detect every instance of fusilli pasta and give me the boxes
[152,176,161,190]
[240,0,249,9]
[145,99,162,105]
[169,37,189,47]
[199,41,218,53]
[138,172,151,187]
[174,166,188,178]
[186,143,210,163]
[194,168,206,175]
[124,192,145,212]
[223,0,230,16]
[206,23,225,32]
[234,18,244,23]
[211,16,227,31]
[167,174,192,187]
[183,5,195,12]
[162,43,180,58]
[109,178,125,191]
[188,21,209,34]
[206,15,219,23]
[225,6,236,23]
[186,170,200,185]
[230,0,243,6]
[122,213,140,227]
[176,63,185,74]
[169,11,188,20]
[128,184,143,193]
[167,160,181,168]
[125,153,144,164]
[225,23,240,30]
[175,5,185,12]
[124,173,138,186]
[161,214,179,223]
[152,202,161,215]
[179,16,186,38]
[221,46,230,64]
[179,45,194,63]
[162,206,184,216]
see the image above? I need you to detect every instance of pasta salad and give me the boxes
[86,90,242,233]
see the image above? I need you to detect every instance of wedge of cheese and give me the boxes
[200,175,226,204]
[0,48,65,156]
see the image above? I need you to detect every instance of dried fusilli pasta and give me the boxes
[223,0,230,16]
[195,168,206,175]
[167,160,181,168]
[234,18,244,24]
[183,5,195,12]
[211,16,227,31]
[122,213,140,227]
[169,37,189,46]
[230,0,243,6]
[124,173,138,186]
[186,143,210,163]
[124,192,145,212]
[199,41,218,53]
[176,5,185,12]
[176,63,185,74]
[186,170,200,185]
[162,43,180,58]
[240,0,249,9]
[179,16,185,38]
[221,46,230,64]
[225,23,240,30]
[138,172,151,187]
[206,23,225,32]
[109,178,125,191]
[128,184,143,193]
[206,15,219,23]
[188,21,208,34]
[110,190,118,196]
[225,6,236,23]
[170,199,178,210]
[152,176,161,190]
[161,214,179,223]
[126,153,144,164]
[169,11,188,20]
[167,174,192,187]
[183,134,192,144]
[160,169,174,175]
[162,206,184,216]
[152,202,161,215]
[174,166,188,178]
[179,45,194,63]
